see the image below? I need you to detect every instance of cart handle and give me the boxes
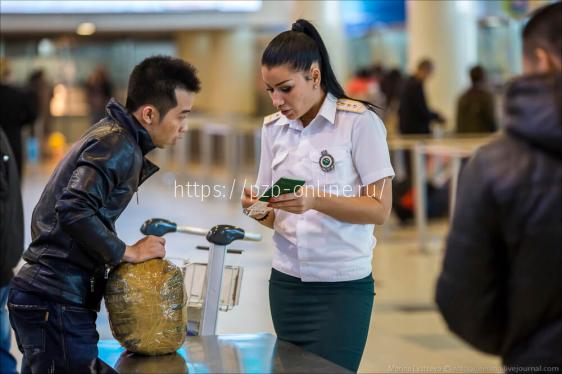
[176,225,209,236]
[140,219,262,245]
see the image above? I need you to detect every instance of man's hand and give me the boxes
[122,235,166,263]
[436,112,446,124]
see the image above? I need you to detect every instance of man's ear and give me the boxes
[140,105,156,125]
[534,47,560,73]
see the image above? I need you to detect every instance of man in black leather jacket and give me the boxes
[8,56,200,373]
[436,2,562,370]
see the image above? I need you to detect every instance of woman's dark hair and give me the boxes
[261,19,379,113]
[126,55,201,117]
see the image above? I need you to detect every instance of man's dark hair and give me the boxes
[469,65,485,85]
[417,58,434,72]
[522,1,561,61]
[126,55,201,117]
[28,69,44,85]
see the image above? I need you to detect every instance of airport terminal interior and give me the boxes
[1,1,560,373]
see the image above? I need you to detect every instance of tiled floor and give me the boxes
[10,160,501,373]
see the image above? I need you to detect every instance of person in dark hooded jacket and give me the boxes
[436,2,562,370]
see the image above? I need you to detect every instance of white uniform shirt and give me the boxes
[256,93,395,282]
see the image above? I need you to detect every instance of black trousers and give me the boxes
[269,268,374,373]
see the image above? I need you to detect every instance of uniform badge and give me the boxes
[319,150,335,172]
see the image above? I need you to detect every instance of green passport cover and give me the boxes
[259,177,305,202]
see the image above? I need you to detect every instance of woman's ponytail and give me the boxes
[291,19,347,99]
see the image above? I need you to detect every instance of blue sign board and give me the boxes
[342,0,406,36]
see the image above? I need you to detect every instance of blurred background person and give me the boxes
[380,67,404,135]
[394,59,448,224]
[0,59,38,179]
[380,68,404,112]
[456,65,497,133]
[26,69,53,156]
[85,65,113,124]
[346,67,376,101]
[0,127,24,374]
[368,63,387,109]
[346,65,386,114]
[437,1,561,369]
[398,58,445,135]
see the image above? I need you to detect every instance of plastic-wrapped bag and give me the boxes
[104,259,187,355]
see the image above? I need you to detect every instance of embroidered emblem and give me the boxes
[319,150,335,172]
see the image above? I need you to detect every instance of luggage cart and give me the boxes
[140,218,262,336]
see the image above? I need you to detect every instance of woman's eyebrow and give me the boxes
[274,79,291,87]
[265,79,292,88]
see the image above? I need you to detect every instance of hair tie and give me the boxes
[291,22,304,33]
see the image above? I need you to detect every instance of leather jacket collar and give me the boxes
[106,98,156,156]
[105,98,159,184]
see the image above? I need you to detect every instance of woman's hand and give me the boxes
[267,187,317,214]
[241,187,260,209]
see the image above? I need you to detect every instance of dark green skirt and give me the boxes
[269,268,375,373]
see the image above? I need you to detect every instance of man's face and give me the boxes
[419,67,433,81]
[150,89,194,148]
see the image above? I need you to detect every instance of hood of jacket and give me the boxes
[503,73,562,158]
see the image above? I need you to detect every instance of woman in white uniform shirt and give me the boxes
[241,19,394,372]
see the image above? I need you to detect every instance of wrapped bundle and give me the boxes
[105,259,187,355]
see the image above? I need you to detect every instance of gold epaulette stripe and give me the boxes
[263,111,282,125]
[336,99,366,113]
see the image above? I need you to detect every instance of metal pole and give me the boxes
[449,156,462,217]
[413,143,428,253]
[200,243,227,336]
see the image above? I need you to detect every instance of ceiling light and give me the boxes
[76,22,96,36]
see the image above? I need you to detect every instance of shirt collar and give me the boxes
[318,92,337,125]
[273,92,337,129]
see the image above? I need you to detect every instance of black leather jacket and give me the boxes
[0,128,24,287]
[12,99,159,310]
[436,74,562,366]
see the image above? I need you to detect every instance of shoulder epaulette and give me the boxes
[263,111,282,125]
[336,99,366,113]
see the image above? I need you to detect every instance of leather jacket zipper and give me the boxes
[91,265,110,292]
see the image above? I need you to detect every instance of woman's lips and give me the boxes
[281,109,292,116]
